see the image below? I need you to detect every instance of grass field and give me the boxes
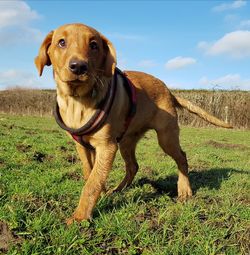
[0,114,249,254]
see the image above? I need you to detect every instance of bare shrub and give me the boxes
[0,89,249,128]
[0,88,55,117]
[174,90,250,129]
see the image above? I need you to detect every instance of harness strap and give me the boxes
[116,71,137,142]
[54,68,137,150]
[71,134,95,150]
[54,70,117,136]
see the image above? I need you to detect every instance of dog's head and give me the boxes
[35,23,116,95]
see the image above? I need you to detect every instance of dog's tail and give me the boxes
[173,95,233,128]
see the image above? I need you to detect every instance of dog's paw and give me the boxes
[177,178,193,202]
[66,216,76,226]
[177,186,193,202]
[66,211,90,225]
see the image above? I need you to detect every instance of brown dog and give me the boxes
[35,23,231,224]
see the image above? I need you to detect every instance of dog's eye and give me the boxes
[58,39,66,48]
[89,41,98,50]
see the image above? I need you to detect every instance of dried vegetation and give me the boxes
[0,88,249,128]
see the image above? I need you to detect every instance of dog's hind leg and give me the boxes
[156,127,192,201]
[107,136,140,194]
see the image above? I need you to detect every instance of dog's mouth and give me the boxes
[55,69,92,87]
[67,74,89,85]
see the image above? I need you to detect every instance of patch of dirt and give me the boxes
[0,185,5,197]
[0,221,21,252]
[232,227,250,254]
[142,166,155,176]
[97,238,143,255]
[201,195,223,205]
[64,171,82,181]
[79,223,143,255]
[65,154,78,164]
[133,206,160,232]
[0,158,4,166]
[33,152,47,162]
[197,212,208,223]
[236,195,250,205]
[59,145,74,153]
[1,124,14,129]
[205,140,249,150]
[67,141,75,146]
[12,194,44,213]
[25,130,37,135]
[16,144,32,153]
[59,146,67,152]
[189,163,208,172]
[44,129,60,133]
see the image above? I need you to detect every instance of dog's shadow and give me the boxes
[135,168,249,199]
[98,168,249,214]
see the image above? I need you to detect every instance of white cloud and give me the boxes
[0,1,42,45]
[212,0,246,12]
[0,27,43,46]
[199,74,250,90]
[0,1,40,28]
[0,69,44,90]
[198,41,210,51]
[0,68,55,90]
[224,14,239,24]
[137,60,157,68]
[239,20,250,28]
[198,30,250,58]
[165,56,196,70]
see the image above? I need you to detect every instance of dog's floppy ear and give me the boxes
[34,31,54,76]
[101,34,117,77]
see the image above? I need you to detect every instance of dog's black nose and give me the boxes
[69,59,88,75]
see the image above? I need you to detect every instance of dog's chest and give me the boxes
[59,97,93,129]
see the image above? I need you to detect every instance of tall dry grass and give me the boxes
[174,90,249,129]
[0,88,55,117]
[0,88,249,128]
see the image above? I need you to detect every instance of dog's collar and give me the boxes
[54,68,136,150]
[54,70,117,135]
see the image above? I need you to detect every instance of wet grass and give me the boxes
[0,114,249,254]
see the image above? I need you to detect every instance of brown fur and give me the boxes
[35,23,232,224]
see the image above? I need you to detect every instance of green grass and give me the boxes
[0,114,249,255]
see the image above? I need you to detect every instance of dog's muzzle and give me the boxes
[69,59,88,75]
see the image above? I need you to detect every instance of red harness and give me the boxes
[116,71,137,142]
[54,68,137,150]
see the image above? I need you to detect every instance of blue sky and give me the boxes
[0,0,250,90]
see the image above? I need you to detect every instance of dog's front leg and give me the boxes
[75,144,95,181]
[66,142,118,224]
